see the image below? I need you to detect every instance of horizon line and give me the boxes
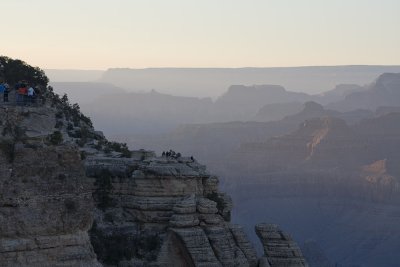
[44,64,400,72]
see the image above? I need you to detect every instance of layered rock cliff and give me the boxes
[85,154,261,266]
[256,224,308,267]
[0,106,100,267]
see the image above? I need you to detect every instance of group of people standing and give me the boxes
[162,150,182,159]
[161,150,195,162]
[16,82,36,105]
[0,81,37,105]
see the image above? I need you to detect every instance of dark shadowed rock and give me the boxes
[256,223,309,267]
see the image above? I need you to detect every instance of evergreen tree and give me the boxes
[0,56,49,86]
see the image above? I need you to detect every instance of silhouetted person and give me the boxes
[0,83,5,102]
[3,83,8,102]
[16,83,27,105]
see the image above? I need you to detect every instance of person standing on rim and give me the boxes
[27,86,35,104]
[3,82,9,102]
[0,82,5,102]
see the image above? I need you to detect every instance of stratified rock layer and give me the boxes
[0,106,100,266]
[86,154,262,267]
[256,223,309,267]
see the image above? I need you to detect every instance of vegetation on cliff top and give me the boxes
[0,56,48,86]
[0,55,132,158]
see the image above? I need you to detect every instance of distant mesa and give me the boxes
[216,84,310,106]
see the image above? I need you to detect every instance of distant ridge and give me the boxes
[45,66,400,99]
[328,72,400,111]
[99,65,400,97]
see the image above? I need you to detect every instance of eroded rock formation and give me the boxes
[85,155,262,266]
[256,224,308,267]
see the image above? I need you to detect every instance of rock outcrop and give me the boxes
[256,224,308,267]
[86,155,261,266]
[0,106,100,267]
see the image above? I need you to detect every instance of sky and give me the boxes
[1,0,399,69]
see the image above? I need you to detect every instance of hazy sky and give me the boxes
[1,0,399,69]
